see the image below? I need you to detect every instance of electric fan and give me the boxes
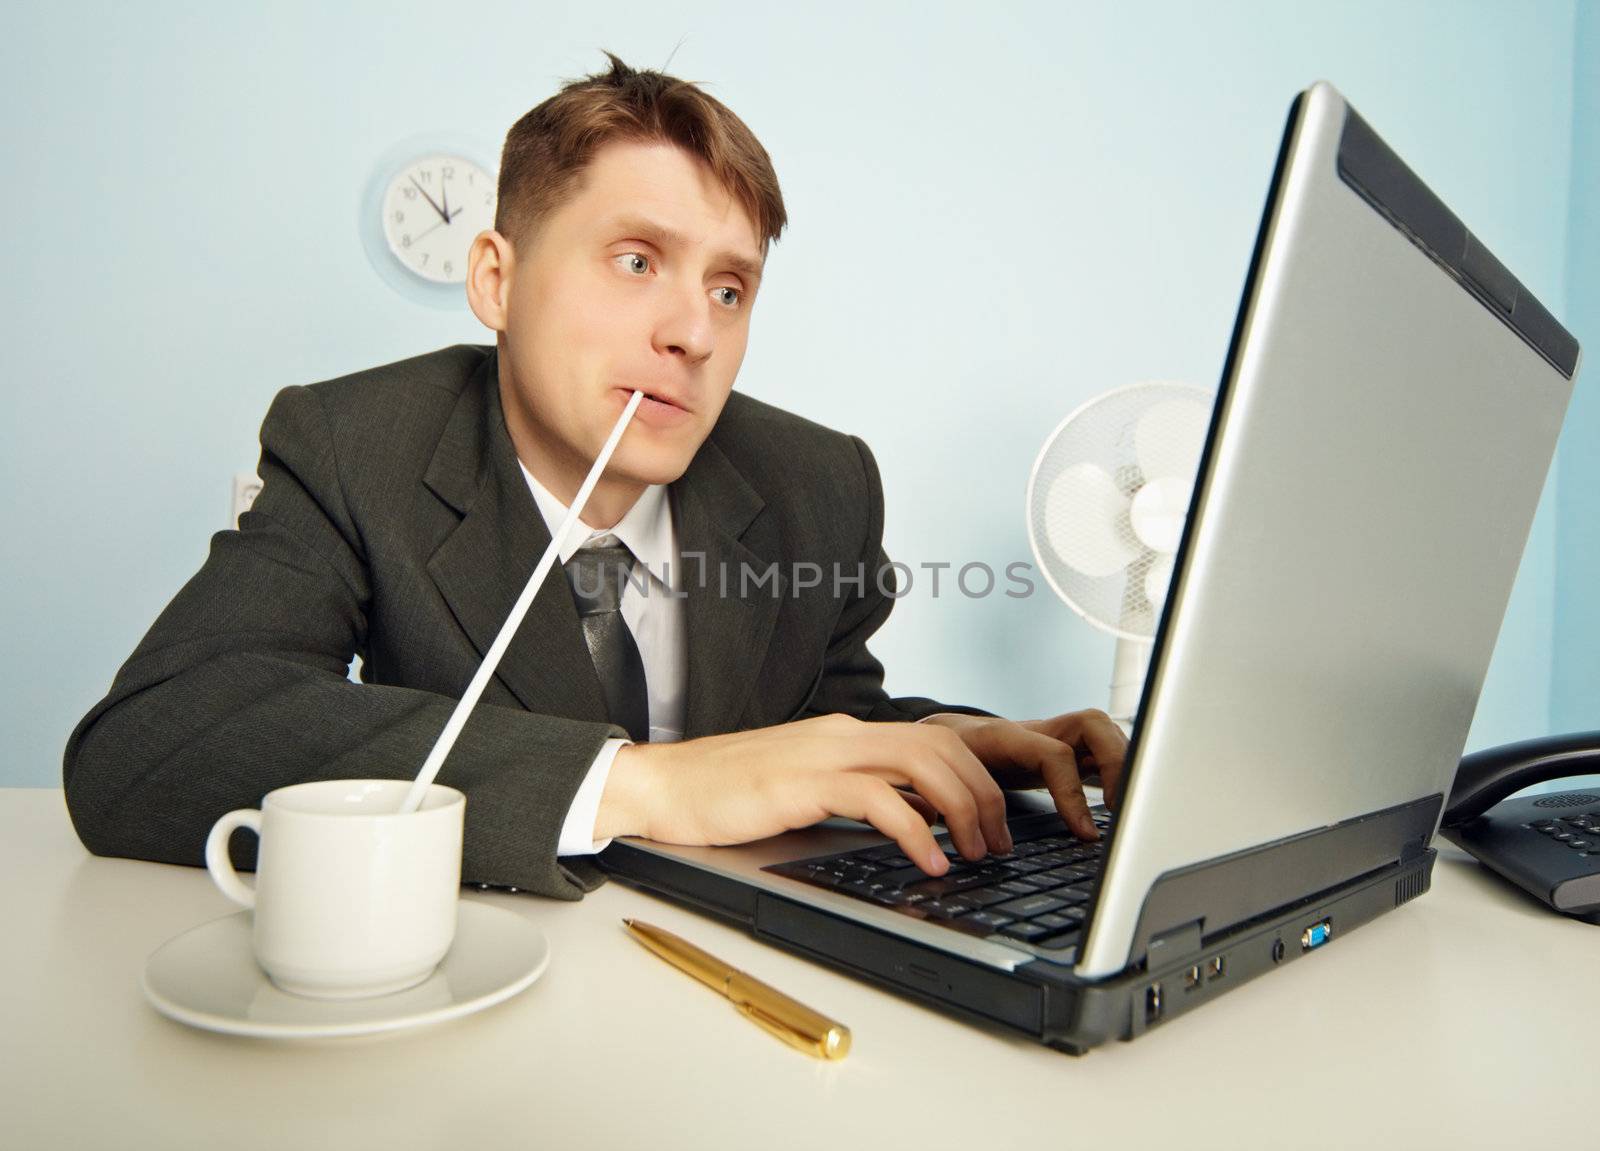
[1025,383,1213,726]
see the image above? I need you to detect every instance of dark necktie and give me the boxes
[563,537,651,742]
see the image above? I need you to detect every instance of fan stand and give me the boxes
[1109,636,1152,733]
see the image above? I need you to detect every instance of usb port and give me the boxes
[1301,919,1332,951]
[1183,964,1201,990]
[1206,955,1225,980]
[1145,982,1163,1022]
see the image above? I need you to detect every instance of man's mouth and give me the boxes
[618,386,690,414]
[616,385,694,427]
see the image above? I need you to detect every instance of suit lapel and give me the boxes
[421,350,609,723]
[420,351,782,737]
[674,437,786,739]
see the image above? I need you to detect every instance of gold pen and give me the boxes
[622,918,851,1060]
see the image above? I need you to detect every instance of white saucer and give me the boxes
[142,900,550,1039]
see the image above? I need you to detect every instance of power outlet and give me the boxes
[231,472,262,529]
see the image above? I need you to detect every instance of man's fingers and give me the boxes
[1038,748,1099,840]
[832,775,947,875]
[859,728,990,861]
[1074,712,1128,807]
[1022,710,1130,810]
[966,723,1099,841]
[916,725,1011,855]
[895,788,940,825]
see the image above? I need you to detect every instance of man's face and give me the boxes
[486,140,764,494]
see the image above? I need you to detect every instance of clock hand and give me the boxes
[408,175,450,224]
[409,216,449,244]
[440,181,450,222]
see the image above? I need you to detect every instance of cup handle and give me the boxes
[205,809,262,908]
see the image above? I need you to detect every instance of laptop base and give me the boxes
[600,842,1435,1054]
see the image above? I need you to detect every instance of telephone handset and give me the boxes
[1439,730,1600,923]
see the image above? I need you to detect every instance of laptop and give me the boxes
[597,81,1581,1054]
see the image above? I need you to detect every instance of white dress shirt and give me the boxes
[519,461,686,856]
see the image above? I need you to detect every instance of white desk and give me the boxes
[1,788,1591,1151]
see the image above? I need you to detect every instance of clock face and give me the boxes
[380,154,496,284]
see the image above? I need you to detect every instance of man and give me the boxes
[63,53,1126,900]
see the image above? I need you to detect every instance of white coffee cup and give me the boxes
[205,779,466,1000]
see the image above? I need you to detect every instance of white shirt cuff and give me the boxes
[556,738,629,856]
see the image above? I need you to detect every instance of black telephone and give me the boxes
[1440,730,1600,924]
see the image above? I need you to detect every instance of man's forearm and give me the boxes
[65,648,623,899]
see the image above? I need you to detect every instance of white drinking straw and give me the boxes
[398,389,645,814]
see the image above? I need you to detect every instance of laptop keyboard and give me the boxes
[764,806,1111,957]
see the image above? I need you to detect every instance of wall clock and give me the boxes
[362,137,497,307]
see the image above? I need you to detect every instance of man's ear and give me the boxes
[466,229,514,333]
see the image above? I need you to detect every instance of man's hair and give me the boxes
[495,52,787,254]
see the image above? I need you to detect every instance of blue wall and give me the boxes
[1553,0,1600,737]
[1,0,1587,787]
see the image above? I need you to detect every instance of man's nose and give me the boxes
[652,282,714,364]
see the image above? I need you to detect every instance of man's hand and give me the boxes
[918,710,1128,840]
[595,714,1013,876]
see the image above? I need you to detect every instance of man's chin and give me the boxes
[610,436,703,488]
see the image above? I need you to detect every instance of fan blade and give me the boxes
[1043,463,1137,579]
[1144,553,1176,606]
[1134,397,1209,482]
[1129,475,1193,553]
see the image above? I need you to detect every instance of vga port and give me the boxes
[1301,918,1332,950]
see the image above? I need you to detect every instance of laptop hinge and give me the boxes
[1144,919,1204,969]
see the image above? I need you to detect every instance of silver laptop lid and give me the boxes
[1077,81,1579,977]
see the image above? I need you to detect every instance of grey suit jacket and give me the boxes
[63,344,974,899]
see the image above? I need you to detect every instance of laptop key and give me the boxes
[1031,911,1078,931]
[837,879,897,904]
[1009,875,1066,893]
[998,921,1055,942]
[948,888,1014,910]
[900,874,988,898]
[872,864,946,888]
[994,894,1070,918]
[878,889,931,907]
[1041,865,1097,883]
[962,910,1017,930]
[1001,859,1051,875]
[1035,930,1082,950]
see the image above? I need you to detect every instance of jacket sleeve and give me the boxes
[798,435,994,725]
[62,384,621,900]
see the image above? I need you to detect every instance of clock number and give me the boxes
[416,169,432,183]
[442,259,453,277]
[401,234,411,248]
[392,209,404,224]
[420,252,429,266]
[442,165,455,180]
[402,186,417,200]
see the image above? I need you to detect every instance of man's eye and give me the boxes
[616,253,651,275]
[712,287,742,308]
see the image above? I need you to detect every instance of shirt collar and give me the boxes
[518,460,675,582]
